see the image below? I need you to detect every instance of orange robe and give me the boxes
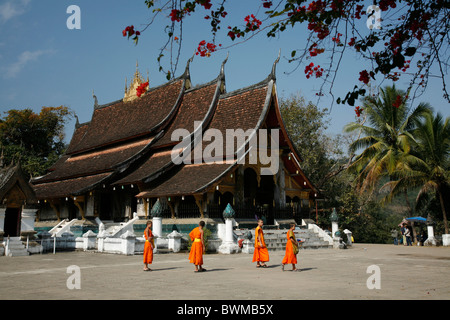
[189,227,204,265]
[282,230,298,265]
[143,227,154,264]
[252,226,269,263]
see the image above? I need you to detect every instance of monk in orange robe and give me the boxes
[143,220,154,271]
[282,223,299,271]
[189,220,206,272]
[252,219,269,268]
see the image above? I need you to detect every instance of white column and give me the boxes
[168,230,182,253]
[443,234,450,247]
[0,206,5,235]
[121,230,136,255]
[152,217,162,238]
[218,218,240,254]
[136,200,146,218]
[82,230,97,251]
[332,221,339,238]
[21,207,38,234]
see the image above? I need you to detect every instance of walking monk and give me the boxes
[143,220,154,271]
[253,219,269,268]
[282,223,299,271]
[189,221,206,272]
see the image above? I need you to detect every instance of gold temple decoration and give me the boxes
[123,61,149,103]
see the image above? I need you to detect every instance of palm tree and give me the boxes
[381,112,450,234]
[344,85,432,203]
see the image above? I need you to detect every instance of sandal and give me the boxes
[261,264,268,268]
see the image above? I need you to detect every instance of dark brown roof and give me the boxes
[136,163,234,198]
[35,138,152,183]
[113,150,174,185]
[33,172,111,199]
[136,79,273,196]
[200,83,270,160]
[0,163,37,204]
[152,81,219,148]
[114,80,222,185]
[31,57,319,200]
[68,79,185,154]
[65,122,90,154]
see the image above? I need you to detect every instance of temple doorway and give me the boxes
[4,207,21,237]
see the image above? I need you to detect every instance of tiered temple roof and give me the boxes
[31,56,319,205]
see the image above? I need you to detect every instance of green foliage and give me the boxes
[381,111,450,233]
[343,84,449,235]
[279,91,435,243]
[344,85,432,195]
[0,106,73,177]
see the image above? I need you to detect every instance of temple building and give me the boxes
[30,56,319,229]
[0,162,39,251]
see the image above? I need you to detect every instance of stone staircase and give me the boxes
[97,215,139,238]
[101,221,123,237]
[235,227,332,250]
[48,218,77,237]
[3,237,29,256]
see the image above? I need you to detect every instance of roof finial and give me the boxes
[220,52,229,78]
[184,54,195,76]
[92,90,98,108]
[74,113,80,128]
[270,49,281,80]
[124,77,128,93]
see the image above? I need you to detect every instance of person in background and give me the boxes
[391,228,399,245]
[189,221,206,272]
[405,226,412,246]
[252,219,269,268]
[282,223,299,271]
[143,220,154,271]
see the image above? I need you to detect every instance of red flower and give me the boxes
[122,25,135,37]
[359,70,370,84]
[355,106,364,117]
[392,95,402,108]
[262,1,273,8]
[196,0,212,10]
[196,40,218,57]
[348,37,356,46]
[136,81,149,97]
[170,9,182,22]
[244,14,262,31]
[305,62,323,79]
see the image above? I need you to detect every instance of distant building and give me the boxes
[31,57,319,227]
[0,162,38,241]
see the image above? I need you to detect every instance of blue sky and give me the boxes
[0,0,448,145]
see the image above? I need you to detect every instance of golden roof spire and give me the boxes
[123,61,148,102]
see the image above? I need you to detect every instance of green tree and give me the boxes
[280,93,400,243]
[382,112,450,234]
[343,85,432,209]
[280,94,352,199]
[0,106,73,177]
